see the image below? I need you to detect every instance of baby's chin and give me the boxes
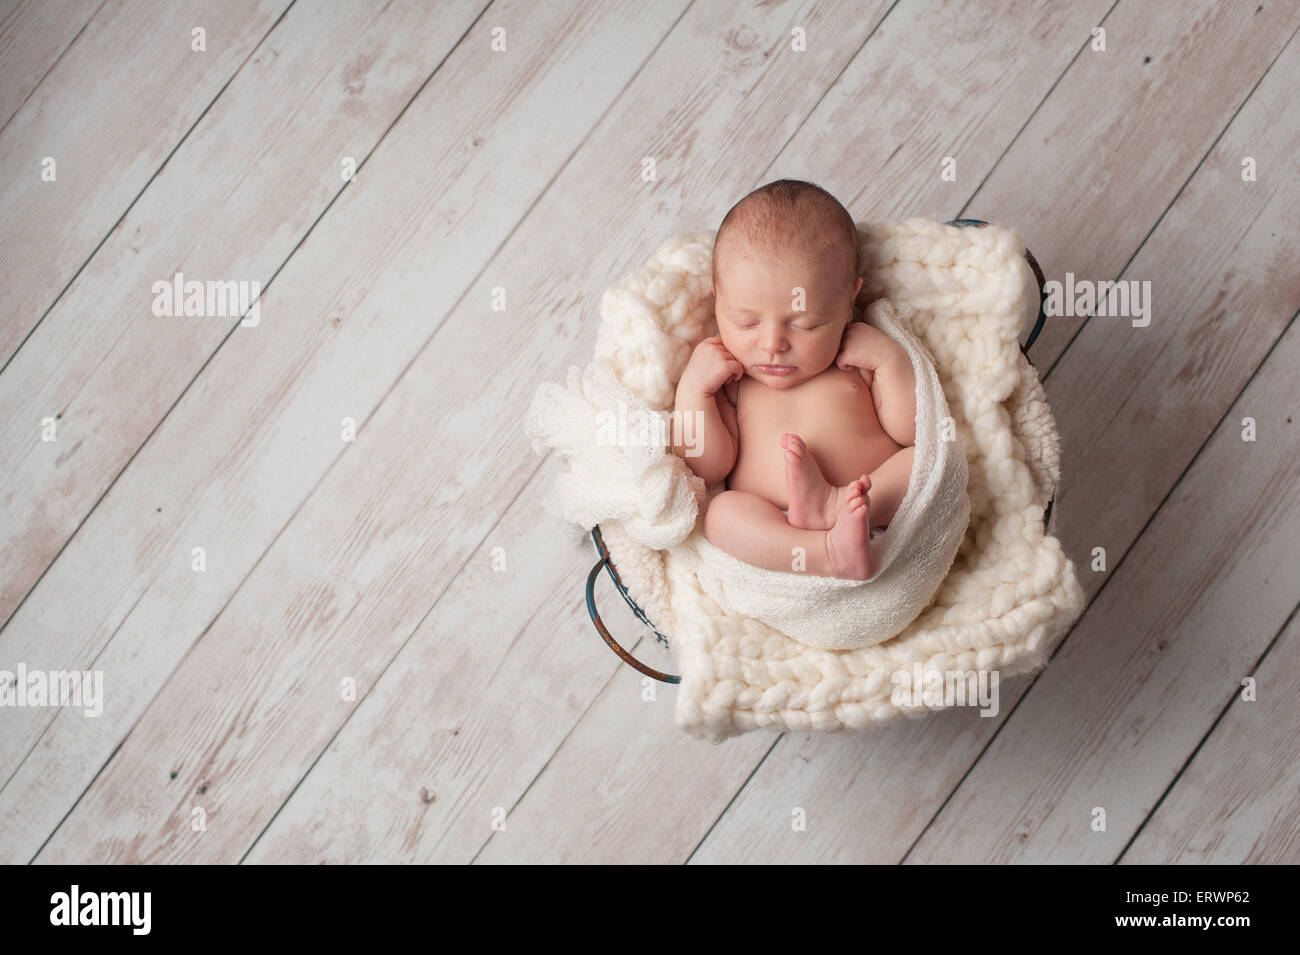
[747,362,833,387]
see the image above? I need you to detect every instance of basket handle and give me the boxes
[944,217,1047,355]
[585,555,681,684]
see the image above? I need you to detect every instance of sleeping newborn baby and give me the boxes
[671,180,916,580]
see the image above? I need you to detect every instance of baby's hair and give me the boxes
[712,179,860,297]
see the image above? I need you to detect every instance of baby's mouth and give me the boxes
[753,363,797,375]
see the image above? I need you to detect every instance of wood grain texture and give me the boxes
[1120,607,1300,864]
[0,0,495,860]
[478,0,1121,865]
[248,0,905,865]
[0,0,101,130]
[7,0,691,864]
[0,0,1295,865]
[968,0,1299,372]
[0,0,491,631]
[0,0,289,365]
[905,312,1300,863]
[692,3,1300,866]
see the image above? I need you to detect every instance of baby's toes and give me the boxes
[856,480,873,510]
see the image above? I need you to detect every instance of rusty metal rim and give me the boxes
[585,527,680,684]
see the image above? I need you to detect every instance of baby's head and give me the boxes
[712,179,863,390]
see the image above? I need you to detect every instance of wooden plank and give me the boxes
[905,312,1300,863]
[478,0,1131,863]
[240,477,749,863]
[0,0,483,628]
[892,30,1300,863]
[246,0,948,866]
[14,0,895,865]
[1120,607,1300,863]
[0,0,496,857]
[809,0,1115,217]
[0,0,99,130]
[262,0,1119,864]
[0,0,289,364]
[200,1,1289,867]
[0,0,484,626]
[4,1,1291,867]
[0,0,692,863]
[688,3,1300,865]
[964,0,1299,370]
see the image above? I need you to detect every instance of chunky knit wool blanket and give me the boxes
[526,218,1085,743]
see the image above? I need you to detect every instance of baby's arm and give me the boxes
[671,386,736,485]
[671,337,742,485]
[869,350,916,447]
[836,321,916,447]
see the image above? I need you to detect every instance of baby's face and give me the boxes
[714,251,863,390]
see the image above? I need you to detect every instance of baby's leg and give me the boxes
[865,446,915,529]
[704,486,876,580]
[783,432,868,531]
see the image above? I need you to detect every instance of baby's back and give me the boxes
[725,366,904,508]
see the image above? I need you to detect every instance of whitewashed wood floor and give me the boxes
[1,0,1297,865]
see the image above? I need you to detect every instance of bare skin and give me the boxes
[703,470,876,579]
[782,432,915,534]
[673,246,917,580]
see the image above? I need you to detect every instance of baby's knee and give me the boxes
[887,444,915,472]
[703,490,742,541]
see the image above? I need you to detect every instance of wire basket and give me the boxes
[586,218,1050,683]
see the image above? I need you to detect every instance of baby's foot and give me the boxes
[783,433,838,530]
[783,433,876,533]
[823,475,876,580]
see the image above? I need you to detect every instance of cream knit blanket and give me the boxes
[526,218,1085,742]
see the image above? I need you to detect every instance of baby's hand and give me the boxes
[835,320,897,375]
[679,336,743,397]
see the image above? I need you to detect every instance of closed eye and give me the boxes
[731,320,825,330]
